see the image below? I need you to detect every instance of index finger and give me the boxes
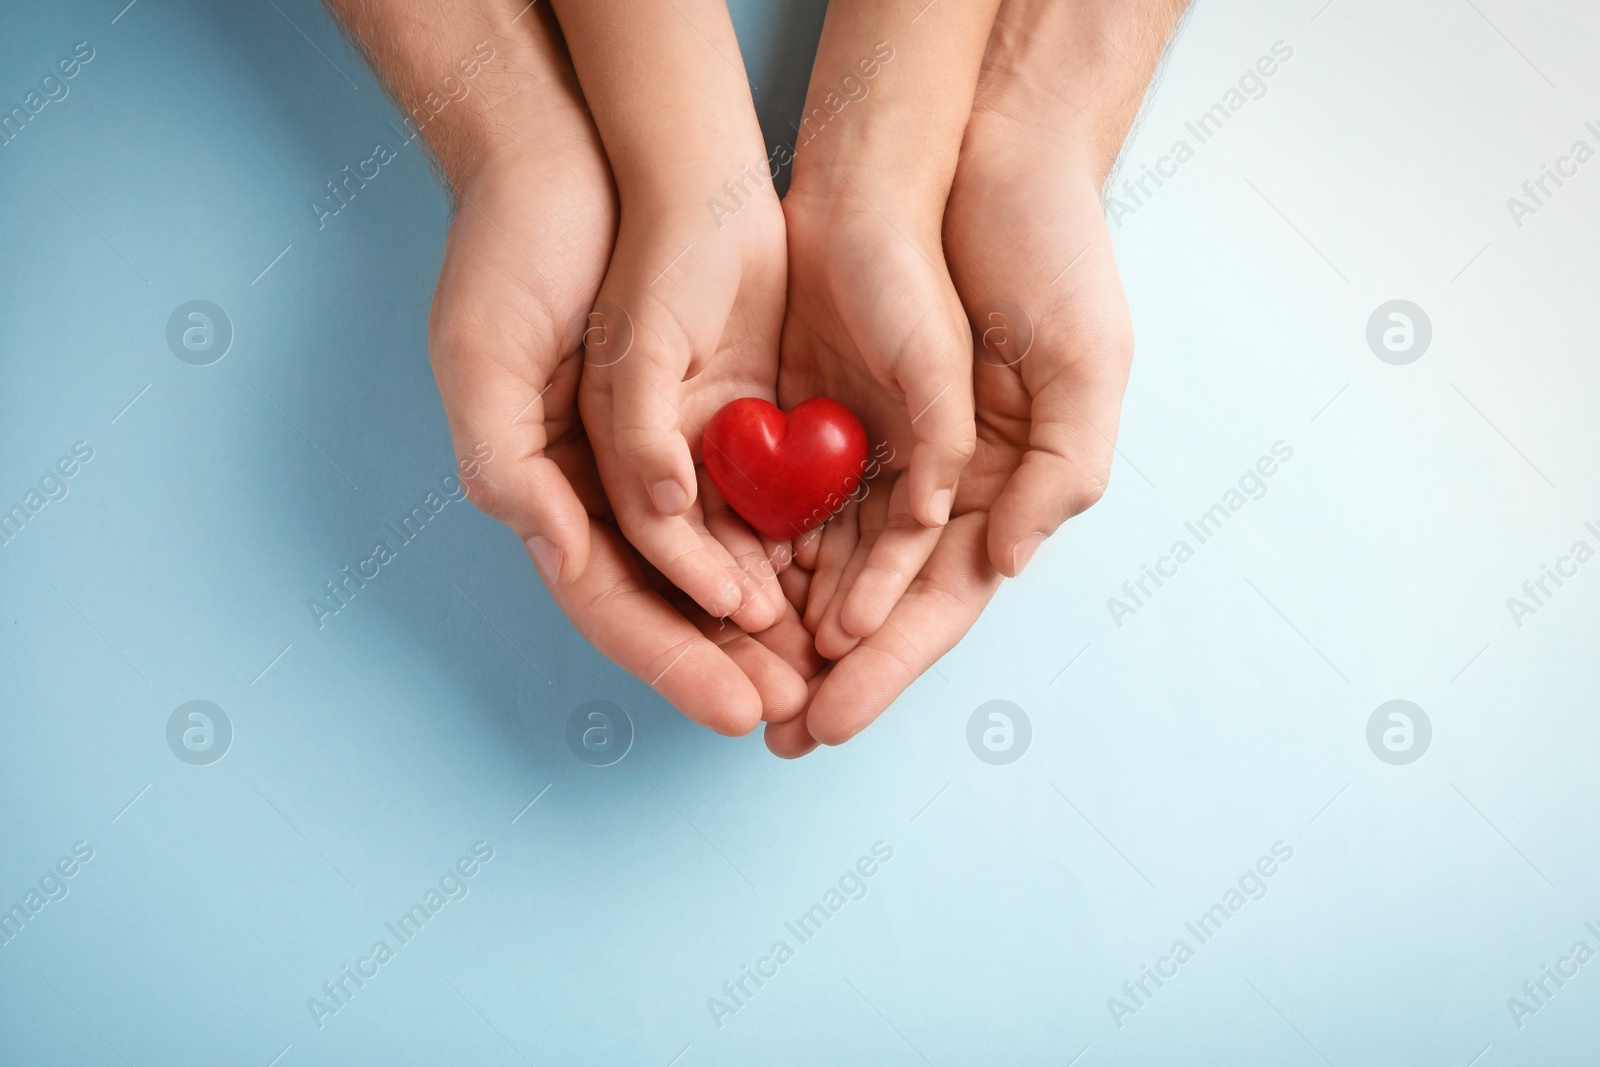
[546,520,769,736]
[802,511,1001,746]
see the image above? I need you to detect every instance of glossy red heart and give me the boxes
[702,397,869,541]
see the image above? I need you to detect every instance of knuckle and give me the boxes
[430,286,562,369]
[880,509,926,536]
[1080,312,1135,367]
[657,544,733,599]
[578,573,634,617]
[615,431,673,471]
[646,633,698,685]
[935,419,978,466]
[427,300,484,365]
[455,460,518,525]
[1067,469,1110,516]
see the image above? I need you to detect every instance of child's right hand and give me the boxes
[577,183,792,635]
[411,3,815,733]
[552,0,793,634]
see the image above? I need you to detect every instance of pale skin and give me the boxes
[768,0,1193,755]
[550,0,791,633]
[325,0,1191,753]
[325,0,819,734]
[777,0,998,657]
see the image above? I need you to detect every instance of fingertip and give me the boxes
[805,709,859,748]
[649,477,695,516]
[986,452,1107,576]
[804,676,885,747]
[839,589,887,640]
[793,527,823,570]
[699,684,764,738]
[649,638,764,737]
[907,396,975,527]
[908,446,963,528]
[907,481,955,529]
[989,512,1049,577]
[1003,532,1047,579]
[759,536,795,574]
[814,613,862,660]
[718,578,747,620]
[764,715,820,759]
[761,667,809,724]
[526,527,592,586]
[730,582,780,633]
[562,526,593,584]
[714,629,809,724]
[526,538,564,586]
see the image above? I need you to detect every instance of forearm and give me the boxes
[976,0,1192,181]
[787,0,1003,212]
[545,0,767,207]
[323,0,578,188]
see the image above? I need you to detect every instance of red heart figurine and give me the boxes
[702,397,870,541]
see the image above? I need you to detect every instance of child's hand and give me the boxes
[441,153,814,732]
[553,0,791,634]
[774,0,1003,656]
[770,147,1131,753]
[326,0,819,734]
[766,0,1188,756]
[578,196,791,634]
[778,194,974,659]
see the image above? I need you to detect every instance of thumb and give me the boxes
[442,388,593,586]
[900,328,977,528]
[611,370,698,517]
[599,318,699,517]
[430,299,592,585]
[986,343,1130,578]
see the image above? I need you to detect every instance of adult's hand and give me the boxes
[328,0,818,734]
[777,0,1000,658]
[766,0,1192,756]
[553,0,792,634]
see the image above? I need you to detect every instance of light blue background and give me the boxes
[3,0,1598,1064]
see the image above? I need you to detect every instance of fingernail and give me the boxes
[525,535,563,582]
[722,578,743,614]
[1012,533,1046,575]
[928,488,953,526]
[650,479,690,514]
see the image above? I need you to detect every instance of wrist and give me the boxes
[973,0,1192,186]
[609,138,778,221]
[784,32,971,222]
[402,59,585,193]
[961,97,1108,191]
[786,112,958,219]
